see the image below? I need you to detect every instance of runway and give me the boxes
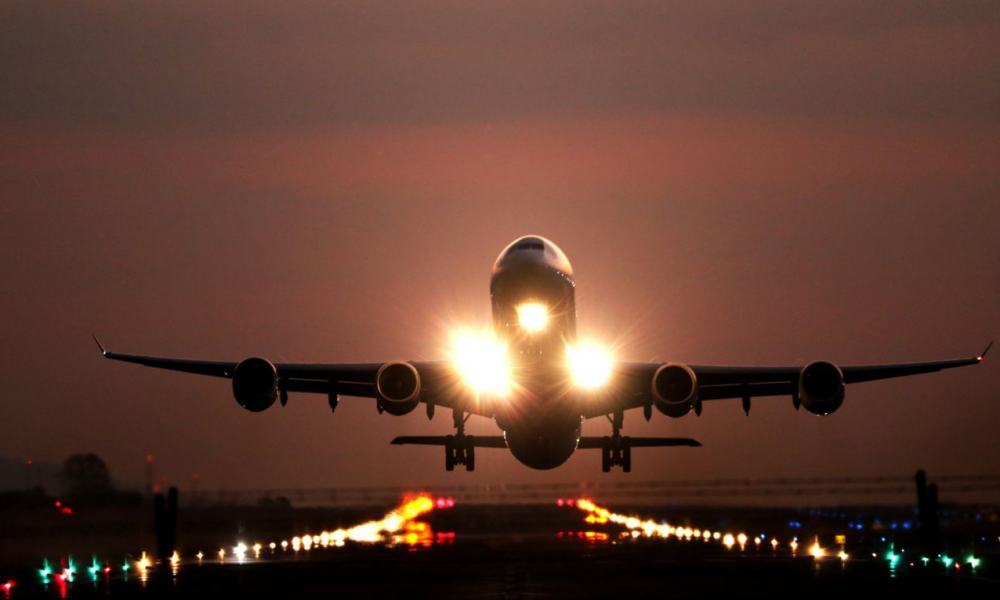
[3,496,997,599]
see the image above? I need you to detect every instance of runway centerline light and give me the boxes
[809,538,826,559]
[136,552,151,572]
[567,343,613,389]
[516,302,549,333]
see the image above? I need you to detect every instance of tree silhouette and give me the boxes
[59,453,114,497]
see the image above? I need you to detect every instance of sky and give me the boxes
[1,1,998,494]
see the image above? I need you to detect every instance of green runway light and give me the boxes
[920,556,929,566]
[88,556,101,580]
[38,559,52,583]
[941,555,953,568]
[884,542,900,568]
[967,555,980,569]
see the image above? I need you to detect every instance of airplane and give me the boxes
[96,235,991,472]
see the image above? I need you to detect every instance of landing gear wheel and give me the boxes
[601,437,611,472]
[465,445,475,472]
[600,430,634,472]
[444,435,455,471]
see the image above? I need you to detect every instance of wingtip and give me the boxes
[92,335,107,356]
[978,340,993,362]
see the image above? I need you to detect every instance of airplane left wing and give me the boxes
[93,337,480,415]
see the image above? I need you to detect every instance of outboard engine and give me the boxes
[798,361,845,415]
[232,357,278,412]
[376,361,421,416]
[652,363,699,417]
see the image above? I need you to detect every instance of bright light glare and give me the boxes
[516,302,549,332]
[567,343,613,389]
[450,328,511,396]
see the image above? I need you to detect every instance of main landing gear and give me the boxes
[445,410,475,472]
[601,409,631,473]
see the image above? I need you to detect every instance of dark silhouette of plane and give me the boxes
[96,235,991,472]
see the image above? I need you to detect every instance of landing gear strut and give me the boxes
[601,410,631,473]
[445,410,475,472]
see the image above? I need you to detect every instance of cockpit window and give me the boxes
[515,241,545,251]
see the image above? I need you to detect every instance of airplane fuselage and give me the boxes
[489,236,583,469]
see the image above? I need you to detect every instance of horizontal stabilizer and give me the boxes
[577,437,702,449]
[391,435,508,448]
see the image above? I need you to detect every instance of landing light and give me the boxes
[567,343,613,389]
[516,302,549,332]
[450,328,511,397]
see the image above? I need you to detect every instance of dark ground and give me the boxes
[5,537,1000,600]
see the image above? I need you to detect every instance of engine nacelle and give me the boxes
[232,357,278,412]
[652,363,699,418]
[798,361,845,416]
[375,361,421,416]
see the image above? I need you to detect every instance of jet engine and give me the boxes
[376,361,421,416]
[232,357,278,412]
[652,363,699,417]
[798,361,845,415]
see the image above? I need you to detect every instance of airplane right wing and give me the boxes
[582,342,991,418]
